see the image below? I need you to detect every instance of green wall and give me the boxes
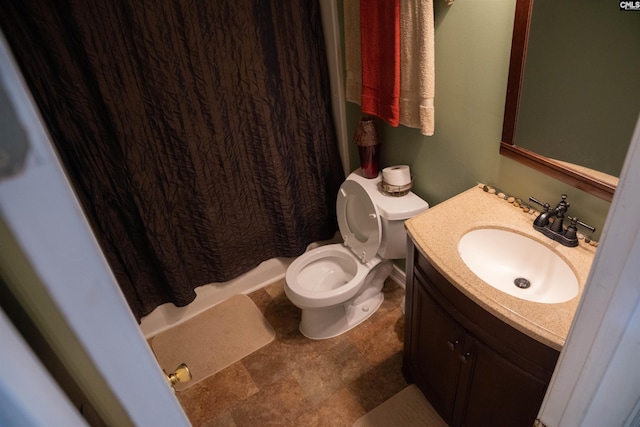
[343,0,611,240]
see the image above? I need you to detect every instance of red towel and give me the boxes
[359,0,400,127]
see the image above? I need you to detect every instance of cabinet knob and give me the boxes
[447,340,459,351]
[458,352,472,363]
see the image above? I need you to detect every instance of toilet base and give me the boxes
[299,292,384,340]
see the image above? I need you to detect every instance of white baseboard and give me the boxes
[389,264,407,288]
[389,264,407,314]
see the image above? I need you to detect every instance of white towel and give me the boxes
[399,0,435,136]
[344,0,437,136]
[344,0,362,104]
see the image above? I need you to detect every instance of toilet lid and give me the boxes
[336,180,381,263]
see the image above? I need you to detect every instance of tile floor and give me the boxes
[175,278,409,426]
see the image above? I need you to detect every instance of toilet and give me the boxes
[284,169,429,339]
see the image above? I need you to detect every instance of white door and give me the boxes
[0,32,190,427]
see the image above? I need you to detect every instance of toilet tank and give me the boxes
[378,216,414,259]
[347,170,429,259]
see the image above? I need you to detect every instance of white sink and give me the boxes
[458,228,579,304]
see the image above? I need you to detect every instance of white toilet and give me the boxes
[284,169,429,339]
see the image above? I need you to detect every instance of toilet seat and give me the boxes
[336,180,382,263]
[284,244,382,309]
[285,178,385,310]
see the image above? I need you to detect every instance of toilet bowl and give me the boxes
[285,243,393,339]
[284,169,429,340]
[284,244,374,309]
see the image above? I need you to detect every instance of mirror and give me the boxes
[500,0,640,202]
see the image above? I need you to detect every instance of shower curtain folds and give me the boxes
[0,0,344,320]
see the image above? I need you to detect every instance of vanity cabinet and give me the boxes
[403,243,560,427]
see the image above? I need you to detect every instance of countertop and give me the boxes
[405,185,597,351]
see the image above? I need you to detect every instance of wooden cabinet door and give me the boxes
[411,277,464,424]
[456,335,549,427]
[406,252,558,427]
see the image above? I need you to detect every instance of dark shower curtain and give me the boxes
[0,0,345,320]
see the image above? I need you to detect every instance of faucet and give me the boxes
[529,195,595,247]
[533,195,568,230]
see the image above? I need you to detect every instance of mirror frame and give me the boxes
[500,0,615,202]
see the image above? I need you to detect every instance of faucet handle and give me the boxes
[529,196,550,211]
[530,195,571,212]
[568,216,596,233]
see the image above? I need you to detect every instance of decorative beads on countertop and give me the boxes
[478,184,598,247]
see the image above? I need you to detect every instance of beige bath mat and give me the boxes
[353,385,447,427]
[150,294,275,391]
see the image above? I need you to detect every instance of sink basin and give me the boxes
[458,228,578,303]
